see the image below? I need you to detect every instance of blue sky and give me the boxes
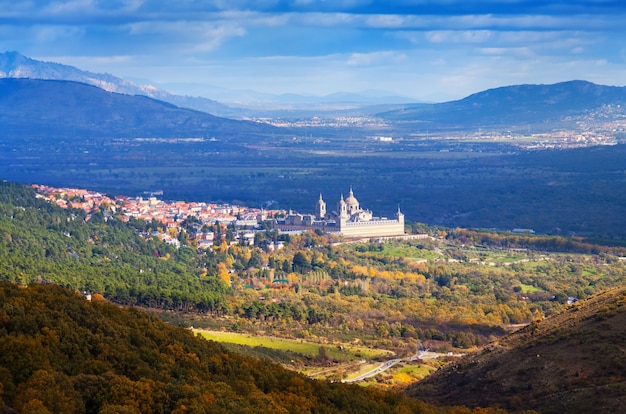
[2,0,626,102]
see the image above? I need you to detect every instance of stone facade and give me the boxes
[275,188,404,237]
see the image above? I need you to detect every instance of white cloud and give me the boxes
[192,25,247,52]
[478,47,535,58]
[364,14,407,28]
[346,51,407,66]
[425,30,493,44]
[126,20,246,52]
[32,25,85,42]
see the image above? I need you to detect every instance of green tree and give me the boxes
[292,252,311,273]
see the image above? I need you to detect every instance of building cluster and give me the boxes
[34,184,405,247]
[33,186,114,213]
[257,115,389,129]
[121,196,264,228]
[33,184,268,248]
[33,184,264,225]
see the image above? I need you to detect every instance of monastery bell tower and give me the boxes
[315,194,327,219]
[337,194,349,219]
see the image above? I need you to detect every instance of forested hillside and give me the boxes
[0,181,522,413]
[1,281,473,414]
[0,181,228,313]
[2,179,626,392]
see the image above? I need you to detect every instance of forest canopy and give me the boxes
[0,281,503,414]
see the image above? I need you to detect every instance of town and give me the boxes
[33,184,272,249]
[32,184,406,250]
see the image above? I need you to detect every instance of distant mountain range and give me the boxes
[0,78,277,139]
[379,80,626,131]
[2,51,626,134]
[0,51,240,117]
[0,52,413,115]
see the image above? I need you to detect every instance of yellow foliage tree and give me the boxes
[287,272,299,284]
[392,372,414,385]
[217,239,228,253]
[217,263,231,287]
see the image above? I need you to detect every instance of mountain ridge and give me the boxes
[0,51,237,116]
[407,286,626,413]
[0,77,277,139]
[4,51,626,126]
[379,79,626,130]
[0,52,413,113]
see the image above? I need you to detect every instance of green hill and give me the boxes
[407,286,626,413]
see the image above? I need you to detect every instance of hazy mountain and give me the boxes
[0,78,278,139]
[0,52,412,117]
[0,51,239,117]
[259,91,416,105]
[379,80,626,130]
[407,286,626,413]
[0,51,153,96]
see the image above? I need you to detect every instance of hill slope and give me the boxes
[407,286,626,413]
[0,180,230,313]
[0,281,449,414]
[380,80,626,130]
[0,78,276,139]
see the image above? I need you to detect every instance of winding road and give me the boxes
[341,350,464,383]
[342,358,403,383]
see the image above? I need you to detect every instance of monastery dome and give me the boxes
[345,187,359,207]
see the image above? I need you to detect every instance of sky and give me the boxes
[1,0,626,102]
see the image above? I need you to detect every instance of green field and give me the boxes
[489,255,525,264]
[520,283,544,294]
[194,329,393,361]
[381,243,439,260]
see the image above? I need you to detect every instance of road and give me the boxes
[342,350,465,383]
[342,358,403,383]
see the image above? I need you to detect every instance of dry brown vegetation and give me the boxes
[407,286,626,413]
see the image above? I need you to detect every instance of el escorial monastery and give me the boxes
[275,187,405,237]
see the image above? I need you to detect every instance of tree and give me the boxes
[292,252,311,274]
[14,370,83,414]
